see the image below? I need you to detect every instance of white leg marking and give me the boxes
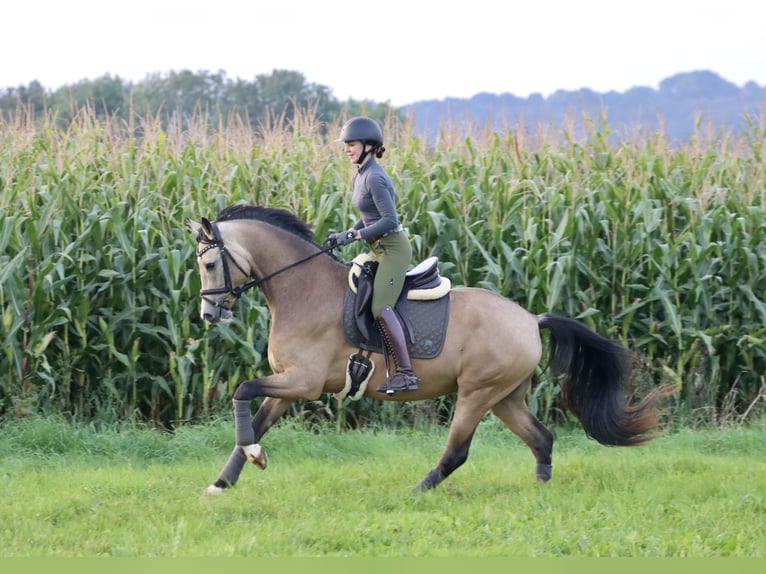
[242,443,268,469]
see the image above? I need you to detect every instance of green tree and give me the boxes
[0,69,399,133]
[50,74,129,123]
[253,68,341,126]
[0,80,49,121]
[130,69,227,127]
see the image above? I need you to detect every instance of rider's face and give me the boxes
[344,141,369,164]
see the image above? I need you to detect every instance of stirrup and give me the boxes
[376,373,419,395]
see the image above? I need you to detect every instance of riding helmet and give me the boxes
[336,116,383,146]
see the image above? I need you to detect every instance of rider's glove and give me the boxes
[326,230,357,247]
[324,232,340,247]
[335,230,357,246]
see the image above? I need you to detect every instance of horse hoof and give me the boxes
[243,443,268,469]
[536,463,552,483]
[204,484,225,496]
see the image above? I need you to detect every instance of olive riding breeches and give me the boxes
[368,231,412,318]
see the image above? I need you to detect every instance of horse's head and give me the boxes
[188,217,251,323]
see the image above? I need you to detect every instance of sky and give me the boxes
[3,0,765,107]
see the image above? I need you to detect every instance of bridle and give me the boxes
[196,221,334,310]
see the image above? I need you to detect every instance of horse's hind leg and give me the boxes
[413,394,489,491]
[491,379,554,482]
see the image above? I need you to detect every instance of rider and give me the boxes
[327,116,419,394]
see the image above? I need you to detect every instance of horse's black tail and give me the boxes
[538,313,675,446]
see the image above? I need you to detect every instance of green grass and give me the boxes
[1,418,764,557]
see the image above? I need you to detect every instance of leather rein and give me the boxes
[196,221,334,308]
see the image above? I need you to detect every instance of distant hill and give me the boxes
[401,70,765,143]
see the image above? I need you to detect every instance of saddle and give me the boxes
[341,254,451,359]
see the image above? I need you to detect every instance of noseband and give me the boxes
[196,239,255,308]
[196,221,333,308]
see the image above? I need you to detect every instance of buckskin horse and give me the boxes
[189,204,674,495]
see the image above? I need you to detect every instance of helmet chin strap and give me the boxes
[356,142,373,165]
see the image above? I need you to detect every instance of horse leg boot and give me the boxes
[232,399,267,469]
[375,306,419,394]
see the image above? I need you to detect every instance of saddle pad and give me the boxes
[341,288,450,359]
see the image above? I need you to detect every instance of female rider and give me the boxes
[328,116,419,394]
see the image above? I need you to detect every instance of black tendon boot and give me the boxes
[375,306,419,394]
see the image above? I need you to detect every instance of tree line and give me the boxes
[4,68,761,144]
[0,68,398,131]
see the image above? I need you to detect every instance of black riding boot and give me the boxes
[375,306,419,394]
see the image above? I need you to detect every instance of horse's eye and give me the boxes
[205,261,216,271]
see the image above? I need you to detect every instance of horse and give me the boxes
[189,204,675,495]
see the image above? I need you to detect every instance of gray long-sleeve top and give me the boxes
[350,158,400,241]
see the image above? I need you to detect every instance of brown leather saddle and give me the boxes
[341,255,451,359]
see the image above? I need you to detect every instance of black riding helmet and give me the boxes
[336,116,383,145]
[337,117,383,165]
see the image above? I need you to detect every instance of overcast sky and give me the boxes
[3,0,764,106]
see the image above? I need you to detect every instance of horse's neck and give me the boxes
[240,229,347,324]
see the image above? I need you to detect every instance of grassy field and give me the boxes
[1,417,764,557]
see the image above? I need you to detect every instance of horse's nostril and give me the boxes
[202,313,220,324]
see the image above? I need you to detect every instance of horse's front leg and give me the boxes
[233,392,298,468]
[233,370,324,462]
[205,396,294,495]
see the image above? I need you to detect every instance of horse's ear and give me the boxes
[200,217,215,238]
[187,217,215,241]
[187,217,203,240]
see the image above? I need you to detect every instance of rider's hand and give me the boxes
[335,230,357,246]
[326,230,356,247]
[324,232,341,247]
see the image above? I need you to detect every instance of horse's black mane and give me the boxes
[216,204,315,243]
[214,204,343,262]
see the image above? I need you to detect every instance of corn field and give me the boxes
[1,107,765,428]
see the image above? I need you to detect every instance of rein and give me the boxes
[196,221,335,305]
